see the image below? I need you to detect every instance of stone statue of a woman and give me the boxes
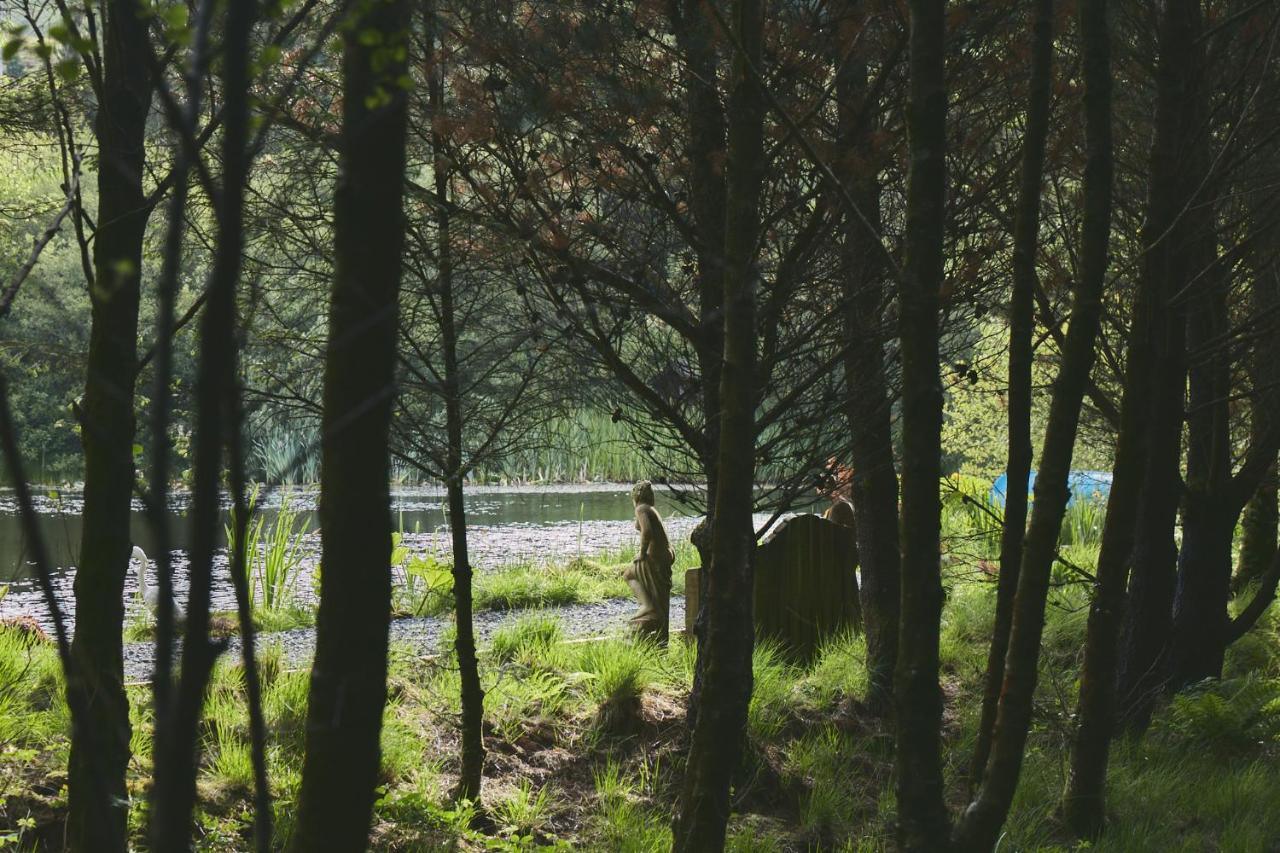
[624,481,675,640]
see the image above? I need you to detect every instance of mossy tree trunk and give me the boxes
[672,0,764,848]
[289,0,410,845]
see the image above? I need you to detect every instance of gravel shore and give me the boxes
[123,595,688,680]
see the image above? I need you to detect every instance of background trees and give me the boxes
[2,0,1280,850]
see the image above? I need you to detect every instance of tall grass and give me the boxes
[941,474,1108,563]
[227,489,312,613]
[472,410,694,485]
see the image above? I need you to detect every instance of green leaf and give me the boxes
[2,38,21,60]
[54,57,81,82]
[162,2,188,29]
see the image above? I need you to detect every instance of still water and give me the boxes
[0,484,693,582]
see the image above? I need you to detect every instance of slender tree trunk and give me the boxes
[427,11,486,802]
[289,0,410,845]
[669,0,727,730]
[833,1,900,716]
[970,0,1054,784]
[894,1,949,849]
[1111,0,1217,729]
[952,5,1111,845]
[444,454,484,805]
[66,0,153,847]
[1065,0,1198,836]
[152,2,258,847]
[672,0,764,849]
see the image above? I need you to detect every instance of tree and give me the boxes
[671,0,765,848]
[150,0,265,846]
[893,0,949,848]
[289,0,411,844]
[1065,0,1197,833]
[952,0,1113,837]
[64,0,155,845]
[970,0,1055,784]
[832,0,901,715]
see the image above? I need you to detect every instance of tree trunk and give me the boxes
[1171,251,1234,687]
[894,1,949,849]
[952,2,1111,844]
[289,0,410,845]
[1113,306,1185,732]
[1238,464,1278,588]
[151,0,258,847]
[66,0,153,847]
[970,0,1054,785]
[1065,0,1198,837]
[669,0,727,730]
[671,0,764,848]
[833,1,900,716]
[1236,188,1280,589]
[427,10,487,803]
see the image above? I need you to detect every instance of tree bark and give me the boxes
[970,0,1054,785]
[671,0,764,849]
[1065,0,1198,836]
[894,1,950,849]
[833,0,900,716]
[66,0,153,847]
[289,0,410,845]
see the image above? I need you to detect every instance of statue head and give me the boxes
[632,480,655,506]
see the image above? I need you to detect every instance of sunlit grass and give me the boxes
[4,538,1280,851]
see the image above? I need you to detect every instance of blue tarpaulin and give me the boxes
[989,470,1112,507]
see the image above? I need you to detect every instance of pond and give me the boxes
[0,484,724,632]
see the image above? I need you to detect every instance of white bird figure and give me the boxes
[131,545,185,620]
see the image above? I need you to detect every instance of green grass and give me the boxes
[4,541,1280,851]
[392,541,697,619]
[227,488,312,615]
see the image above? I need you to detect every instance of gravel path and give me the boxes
[122,595,688,680]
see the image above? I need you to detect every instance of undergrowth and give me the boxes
[2,558,1278,850]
